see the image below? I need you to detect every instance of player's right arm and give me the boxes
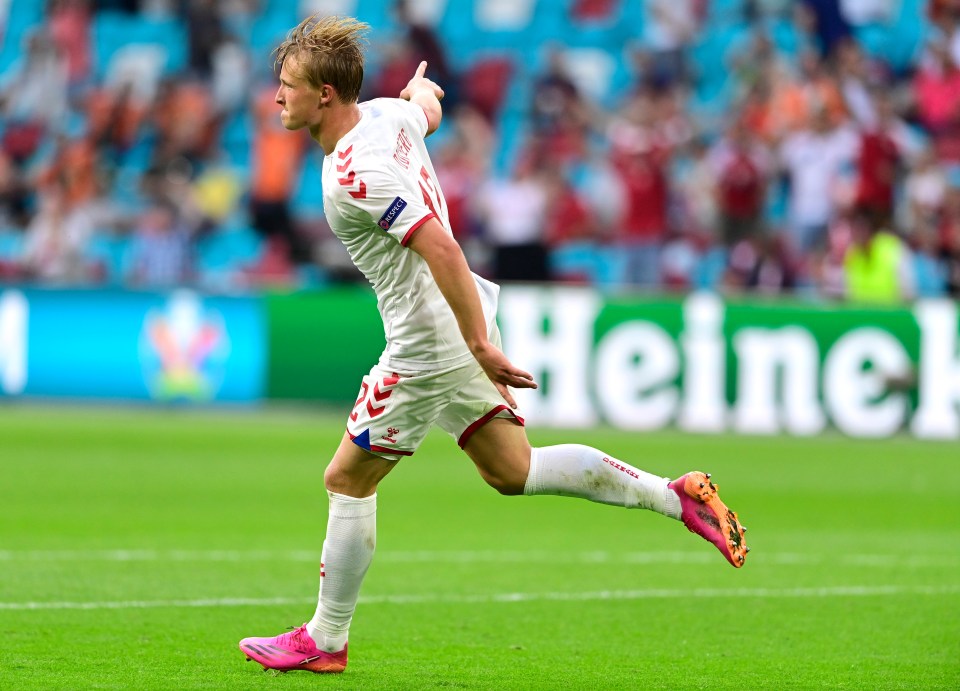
[399,61,443,137]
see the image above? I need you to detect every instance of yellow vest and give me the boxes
[844,232,904,304]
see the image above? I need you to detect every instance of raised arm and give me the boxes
[407,218,537,407]
[399,61,443,136]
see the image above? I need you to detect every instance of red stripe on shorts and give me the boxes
[457,405,525,449]
[369,444,414,456]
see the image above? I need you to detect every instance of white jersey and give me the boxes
[322,98,499,372]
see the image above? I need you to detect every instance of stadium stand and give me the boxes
[0,0,953,300]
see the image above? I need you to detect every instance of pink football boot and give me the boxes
[240,624,347,673]
[669,471,749,568]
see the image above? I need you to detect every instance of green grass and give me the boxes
[1,405,958,690]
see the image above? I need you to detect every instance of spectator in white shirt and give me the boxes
[779,107,859,252]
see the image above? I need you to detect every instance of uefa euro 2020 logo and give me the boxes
[139,290,230,401]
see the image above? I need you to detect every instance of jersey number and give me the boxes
[418,166,445,219]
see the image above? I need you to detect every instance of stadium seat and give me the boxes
[220,110,253,169]
[84,233,131,285]
[296,262,330,287]
[249,7,299,67]
[445,0,536,53]
[0,228,24,263]
[549,242,597,285]
[913,253,947,298]
[194,223,265,291]
[529,0,634,50]
[688,21,750,119]
[569,0,620,23]
[475,0,536,31]
[707,0,747,24]
[561,47,618,107]
[292,151,326,217]
[104,43,168,104]
[0,0,44,73]
[92,12,187,81]
[692,246,728,290]
[594,246,629,288]
[300,0,361,18]
[491,109,528,176]
[461,55,517,123]
[765,15,802,56]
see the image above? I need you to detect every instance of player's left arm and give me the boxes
[407,218,537,408]
[399,61,443,137]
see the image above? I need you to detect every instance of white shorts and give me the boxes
[345,357,524,461]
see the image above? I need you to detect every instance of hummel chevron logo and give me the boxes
[337,170,358,186]
[372,382,392,402]
[336,145,353,173]
[365,375,399,418]
[366,399,385,417]
[349,381,369,422]
[335,145,366,199]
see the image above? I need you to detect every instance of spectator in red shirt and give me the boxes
[607,88,677,286]
[854,93,913,220]
[542,166,597,248]
[609,144,669,286]
[709,118,773,246]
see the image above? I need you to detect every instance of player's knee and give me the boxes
[324,464,371,497]
[323,464,345,492]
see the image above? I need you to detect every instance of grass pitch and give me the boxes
[1,405,958,690]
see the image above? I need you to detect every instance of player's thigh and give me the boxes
[461,417,532,495]
[324,430,400,498]
[435,361,530,494]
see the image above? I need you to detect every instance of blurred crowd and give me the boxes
[0,0,957,303]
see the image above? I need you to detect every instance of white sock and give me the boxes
[524,445,682,519]
[306,491,377,652]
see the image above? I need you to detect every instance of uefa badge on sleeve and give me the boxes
[378,197,408,230]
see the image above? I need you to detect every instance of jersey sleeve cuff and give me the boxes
[400,212,438,246]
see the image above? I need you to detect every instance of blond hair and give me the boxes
[274,15,369,104]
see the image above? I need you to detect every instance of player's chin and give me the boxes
[279,112,301,130]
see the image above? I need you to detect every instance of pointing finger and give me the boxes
[415,60,427,79]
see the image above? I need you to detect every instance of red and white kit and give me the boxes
[321,98,520,459]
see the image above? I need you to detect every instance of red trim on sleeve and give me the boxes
[457,405,525,449]
[400,212,438,246]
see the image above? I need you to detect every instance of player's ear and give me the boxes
[318,84,336,107]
